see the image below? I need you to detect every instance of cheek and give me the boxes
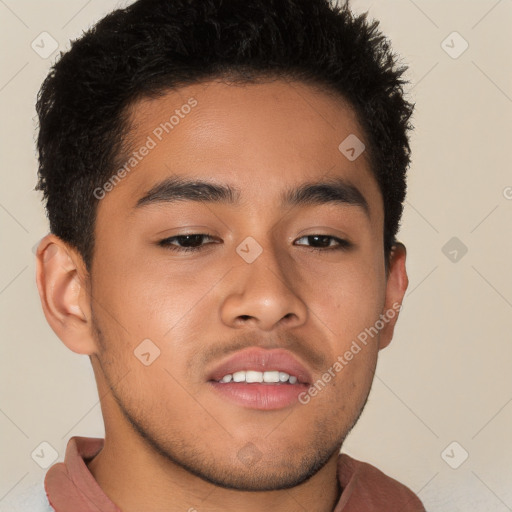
[296,257,384,405]
[93,241,222,341]
[303,336,378,426]
[299,259,385,343]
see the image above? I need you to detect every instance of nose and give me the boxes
[219,242,308,332]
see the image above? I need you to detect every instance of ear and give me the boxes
[35,234,97,355]
[378,242,408,350]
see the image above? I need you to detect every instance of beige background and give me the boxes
[1,1,511,510]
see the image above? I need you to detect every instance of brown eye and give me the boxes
[295,235,352,251]
[158,233,218,252]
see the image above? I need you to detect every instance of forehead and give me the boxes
[101,79,383,224]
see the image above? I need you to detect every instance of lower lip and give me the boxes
[208,381,308,410]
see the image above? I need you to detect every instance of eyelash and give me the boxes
[157,233,352,253]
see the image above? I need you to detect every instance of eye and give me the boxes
[294,235,352,252]
[157,233,351,253]
[158,233,218,252]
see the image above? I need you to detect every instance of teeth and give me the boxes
[218,370,299,384]
[279,371,289,382]
[233,371,245,382]
[263,371,280,383]
[246,370,263,383]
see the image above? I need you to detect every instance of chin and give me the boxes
[173,445,338,492]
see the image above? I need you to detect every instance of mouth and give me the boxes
[207,348,312,410]
[215,370,300,385]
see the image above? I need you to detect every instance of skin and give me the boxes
[36,79,408,512]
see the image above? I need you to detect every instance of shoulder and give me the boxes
[0,479,54,512]
[337,453,426,511]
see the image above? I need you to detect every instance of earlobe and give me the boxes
[378,242,408,350]
[35,234,96,355]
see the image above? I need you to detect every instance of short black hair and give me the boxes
[35,0,414,272]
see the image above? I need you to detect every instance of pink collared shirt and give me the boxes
[42,436,425,511]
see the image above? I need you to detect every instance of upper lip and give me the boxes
[207,347,312,385]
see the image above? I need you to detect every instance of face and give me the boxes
[45,79,407,491]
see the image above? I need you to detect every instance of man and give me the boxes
[28,0,424,510]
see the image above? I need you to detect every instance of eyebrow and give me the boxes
[134,175,370,217]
